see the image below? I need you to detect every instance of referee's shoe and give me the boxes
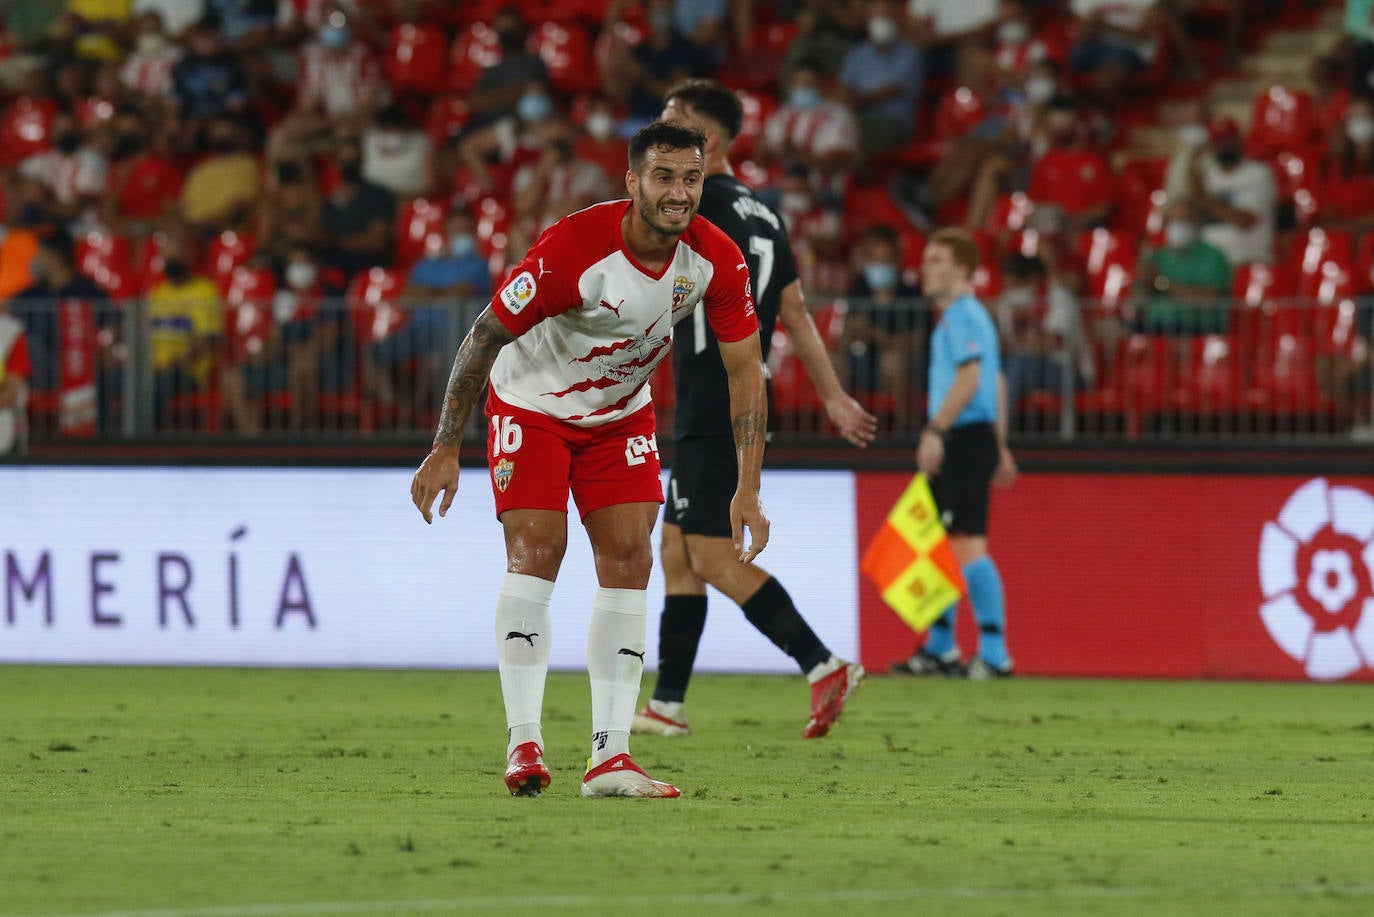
[890,648,962,677]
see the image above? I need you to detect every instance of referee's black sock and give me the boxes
[741,577,831,675]
[651,594,709,704]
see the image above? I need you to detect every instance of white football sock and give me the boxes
[587,586,647,766]
[495,573,554,756]
[806,655,842,684]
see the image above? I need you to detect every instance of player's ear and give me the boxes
[624,169,636,197]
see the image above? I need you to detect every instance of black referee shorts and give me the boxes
[663,436,737,538]
[928,421,999,537]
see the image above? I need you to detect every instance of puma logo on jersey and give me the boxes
[505,631,538,646]
[537,257,552,279]
[617,648,645,661]
[599,299,624,317]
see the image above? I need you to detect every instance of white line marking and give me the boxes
[26,883,1374,917]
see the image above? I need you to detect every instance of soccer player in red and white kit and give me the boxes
[411,121,768,798]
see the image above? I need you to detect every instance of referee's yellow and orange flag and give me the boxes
[860,473,966,632]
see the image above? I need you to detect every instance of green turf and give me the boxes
[1,666,1372,917]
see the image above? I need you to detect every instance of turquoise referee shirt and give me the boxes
[927,292,1000,427]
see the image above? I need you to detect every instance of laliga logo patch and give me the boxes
[493,458,515,493]
[672,274,695,308]
[501,271,537,315]
[1258,478,1374,681]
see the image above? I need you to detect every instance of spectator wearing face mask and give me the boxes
[840,0,924,157]
[1025,94,1113,234]
[144,231,224,429]
[171,14,249,122]
[466,5,549,126]
[257,152,326,260]
[1162,98,1214,205]
[122,11,184,96]
[1189,117,1277,267]
[1133,200,1231,336]
[407,209,491,302]
[994,250,1086,411]
[836,224,928,430]
[612,0,712,127]
[455,80,567,197]
[275,245,354,429]
[509,130,614,257]
[785,0,867,78]
[905,0,999,82]
[1318,95,1374,234]
[991,0,1052,81]
[574,96,628,186]
[17,113,108,233]
[760,61,860,188]
[321,141,396,277]
[296,4,386,125]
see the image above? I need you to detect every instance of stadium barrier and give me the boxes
[3,465,1372,683]
[4,295,1372,446]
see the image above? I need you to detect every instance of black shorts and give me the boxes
[663,436,738,537]
[928,422,999,537]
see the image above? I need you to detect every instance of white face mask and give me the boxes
[780,191,811,213]
[998,21,1028,46]
[1025,75,1055,106]
[868,15,897,45]
[1177,124,1209,150]
[586,112,614,141]
[1348,116,1374,144]
[1165,221,1197,249]
[286,262,317,290]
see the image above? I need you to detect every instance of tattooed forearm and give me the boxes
[732,411,765,447]
[433,308,515,449]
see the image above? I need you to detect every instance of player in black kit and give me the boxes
[634,79,878,739]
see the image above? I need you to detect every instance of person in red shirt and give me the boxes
[100,107,184,234]
[1026,94,1113,234]
[410,121,768,800]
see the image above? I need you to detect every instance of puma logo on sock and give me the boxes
[506,631,538,645]
[617,648,646,661]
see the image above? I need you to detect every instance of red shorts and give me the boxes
[485,391,664,520]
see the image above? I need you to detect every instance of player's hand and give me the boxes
[994,444,1019,488]
[916,428,944,476]
[411,446,460,524]
[729,490,770,564]
[825,394,878,449]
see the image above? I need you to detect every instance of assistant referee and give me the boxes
[893,228,1018,680]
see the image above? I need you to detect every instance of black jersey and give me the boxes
[673,173,800,439]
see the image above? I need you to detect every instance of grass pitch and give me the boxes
[2,666,1372,917]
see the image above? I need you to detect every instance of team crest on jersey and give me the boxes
[493,458,514,492]
[672,274,696,308]
[500,271,537,315]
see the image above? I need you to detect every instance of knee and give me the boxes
[507,534,567,580]
[597,534,654,584]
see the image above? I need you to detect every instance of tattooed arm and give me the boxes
[410,308,516,523]
[718,330,770,562]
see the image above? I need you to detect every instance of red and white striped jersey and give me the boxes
[489,200,757,428]
[763,101,858,160]
[298,41,385,118]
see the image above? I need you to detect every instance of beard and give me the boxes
[636,187,696,238]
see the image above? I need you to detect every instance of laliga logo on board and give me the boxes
[1258,478,1374,681]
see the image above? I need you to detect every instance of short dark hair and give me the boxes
[930,227,980,274]
[628,120,706,172]
[36,229,74,262]
[663,79,744,140]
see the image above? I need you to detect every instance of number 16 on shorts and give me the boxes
[492,416,523,456]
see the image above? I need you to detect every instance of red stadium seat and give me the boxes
[731,89,776,161]
[1246,86,1320,158]
[347,267,409,344]
[1076,334,1172,436]
[207,230,255,290]
[933,86,986,141]
[1170,334,1241,415]
[719,22,799,92]
[1292,227,1354,301]
[530,21,598,95]
[898,230,927,286]
[841,185,912,239]
[396,197,448,269]
[75,231,134,292]
[135,231,173,293]
[1230,262,1294,357]
[450,22,502,92]
[1247,332,1337,419]
[986,192,1035,235]
[0,95,57,168]
[222,265,279,363]
[386,22,450,95]
[425,93,471,144]
[1077,228,1140,311]
[1113,157,1166,238]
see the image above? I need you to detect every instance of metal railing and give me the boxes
[5,294,1372,449]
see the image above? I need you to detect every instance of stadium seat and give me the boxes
[1112,158,1166,239]
[396,197,448,269]
[531,21,598,95]
[986,192,1035,236]
[841,185,912,239]
[450,22,502,92]
[933,86,986,141]
[207,230,255,291]
[135,231,173,293]
[1075,334,1171,436]
[897,230,927,286]
[731,89,776,161]
[347,267,409,345]
[1247,332,1337,422]
[1078,229,1140,312]
[1230,262,1294,359]
[1292,227,1355,301]
[75,231,134,292]
[1246,86,1319,159]
[0,95,57,168]
[424,93,471,144]
[222,265,279,363]
[386,22,450,95]
[1170,334,1242,416]
[718,21,798,92]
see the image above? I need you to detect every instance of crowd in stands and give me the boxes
[0,0,1370,450]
